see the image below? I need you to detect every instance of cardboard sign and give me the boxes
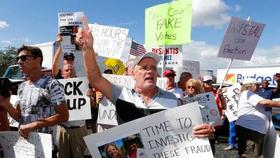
[84,102,214,158]
[89,24,129,60]
[174,60,200,80]
[8,95,19,128]
[58,12,84,54]
[97,99,118,126]
[218,17,265,60]
[182,92,222,126]
[221,84,241,122]
[145,0,192,45]
[0,131,52,158]
[58,77,91,121]
[146,45,183,67]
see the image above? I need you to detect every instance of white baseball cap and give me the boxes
[202,75,213,82]
[131,52,161,68]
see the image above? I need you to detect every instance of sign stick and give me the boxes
[161,45,166,76]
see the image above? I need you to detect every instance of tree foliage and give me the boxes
[0,46,18,76]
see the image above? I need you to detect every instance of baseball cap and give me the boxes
[63,53,75,59]
[163,69,176,77]
[131,52,161,68]
[202,75,213,82]
[242,78,261,85]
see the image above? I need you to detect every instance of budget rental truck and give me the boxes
[217,65,280,87]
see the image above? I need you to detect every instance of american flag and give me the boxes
[130,41,146,56]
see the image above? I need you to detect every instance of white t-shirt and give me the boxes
[236,90,268,134]
[167,87,184,100]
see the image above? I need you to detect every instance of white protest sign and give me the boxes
[97,98,118,126]
[263,123,280,158]
[174,60,200,80]
[58,12,84,54]
[182,92,222,126]
[221,83,241,122]
[58,77,91,121]
[146,45,183,67]
[89,24,129,60]
[0,131,52,158]
[8,95,19,127]
[84,102,214,158]
[218,17,265,60]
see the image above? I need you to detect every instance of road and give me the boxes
[214,136,238,158]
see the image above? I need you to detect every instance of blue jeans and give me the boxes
[229,121,237,146]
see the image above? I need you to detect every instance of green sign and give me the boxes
[145,0,192,46]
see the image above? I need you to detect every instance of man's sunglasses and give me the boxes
[16,55,36,62]
[64,57,74,61]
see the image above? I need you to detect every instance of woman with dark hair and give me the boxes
[104,144,125,158]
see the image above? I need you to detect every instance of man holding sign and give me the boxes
[54,63,88,157]
[76,16,213,138]
[0,45,69,157]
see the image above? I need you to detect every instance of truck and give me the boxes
[217,65,280,87]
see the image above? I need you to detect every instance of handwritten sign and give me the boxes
[8,95,19,127]
[146,45,183,67]
[58,77,91,121]
[58,12,84,54]
[221,83,241,122]
[97,99,118,126]
[174,60,200,80]
[84,102,214,158]
[0,131,52,158]
[145,0,192,45]
[89,24,129,60]
[182,92,222,126]
[218,17,265,60]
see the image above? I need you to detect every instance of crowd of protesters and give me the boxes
[1,17,280,158]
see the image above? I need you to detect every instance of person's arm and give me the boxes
[52,34,63,77]
[0,96,21,121]
[259,99,280,107]
[19,103,69,139]
[76,16,113,101]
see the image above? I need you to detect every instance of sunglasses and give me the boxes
[187,86,195,89]
[204,80,213,84]
[16,55,36,62]
[64,57,74,61]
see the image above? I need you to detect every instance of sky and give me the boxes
[1,0,280,72]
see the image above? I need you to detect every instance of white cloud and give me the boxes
[242,46,280,66]
[0,20,9,29]
[192,0,235,28]
[183,41,280,73]
[1,40,12,45]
